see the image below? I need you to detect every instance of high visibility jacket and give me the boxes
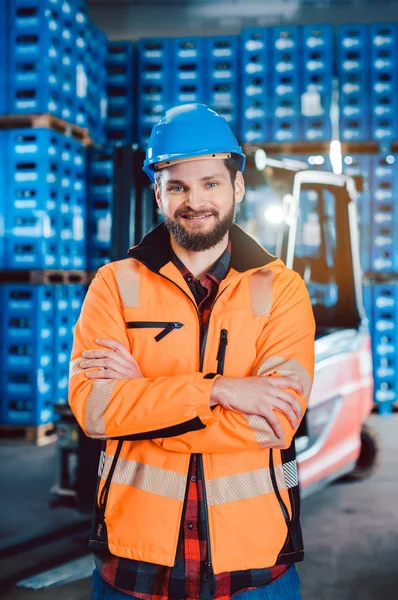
[69,223,315,574]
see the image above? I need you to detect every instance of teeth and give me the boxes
[185,214,212,219]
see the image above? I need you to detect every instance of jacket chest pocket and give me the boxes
[126,320,184,342]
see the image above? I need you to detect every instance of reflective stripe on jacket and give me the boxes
[68,223,315,574]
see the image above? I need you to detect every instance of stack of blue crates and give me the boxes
[2,0,108,146]
[0,128,86,270]
[136,35,241,146]
[74,2,107,145]
[137,38,172,147]
[370,24,398,142]
[87,26,108,146]
[53,284,85,407]
[364,284,398,414]
[106,41,134,145]
[301,25,333,141]
[0,283,86,425]
[338,23,398,142]
[241,25,334,143]
[205,36,240,135]
[173,37,205,106]
[86,147,114,270]
[371,154,398,273]
[0,0,9,116]
[271,26,302,142]
[241,28,269,143]
[343,154,372,272]
[0,285,54,425]
[338,24,371,142]
[5,0,77,122]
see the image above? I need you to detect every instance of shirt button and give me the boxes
[190,475,197,483]
[187,522,193,530]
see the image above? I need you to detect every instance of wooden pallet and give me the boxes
[0,114,92,147]
[0,422,57,446]
[0,269,89,285]
[243,140,398,156]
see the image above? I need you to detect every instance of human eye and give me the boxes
[169,185,184,193]
[206,182,218,189]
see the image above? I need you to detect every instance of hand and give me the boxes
[80,338,143,380]
[211,376,304,439]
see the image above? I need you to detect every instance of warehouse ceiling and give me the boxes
[86,0,398,39]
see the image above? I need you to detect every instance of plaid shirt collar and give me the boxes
[169,240,232,288]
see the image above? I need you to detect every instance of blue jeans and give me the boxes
[92,565,302,600]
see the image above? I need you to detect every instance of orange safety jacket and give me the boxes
[69,223,315,575]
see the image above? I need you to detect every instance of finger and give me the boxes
[85,368,128,380]
[82,350,132,371]
[95,339,134,361]
[84,362,143,379]
[268,376,303,395]
[80,358,126,375]
[260,407,285,439]
[272,399,300,430]
[276,389,303,420]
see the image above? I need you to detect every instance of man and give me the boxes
[69,103,315,600]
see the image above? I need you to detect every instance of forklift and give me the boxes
[52,146,380,509]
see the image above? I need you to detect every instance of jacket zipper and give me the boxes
[96,440,123,540]
[126,320,183,342]
[123,269,229,579]
[269,449,294,533]
[197,289,230,587]
[216,329,228,374]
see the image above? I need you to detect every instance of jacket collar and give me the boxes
[127,222,276,275]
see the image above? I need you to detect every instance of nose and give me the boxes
[187,186,206,211]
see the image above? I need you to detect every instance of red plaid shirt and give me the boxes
[94,240,288,599]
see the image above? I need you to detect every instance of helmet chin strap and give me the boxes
[154,152,232,171]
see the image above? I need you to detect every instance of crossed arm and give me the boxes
[73,269,315,452]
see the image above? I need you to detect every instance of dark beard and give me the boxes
[162,201,235,252]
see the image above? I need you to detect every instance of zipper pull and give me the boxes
[216,329,228,360]
[205,560,213,579]
[97,505,106,539]
[155,322,183,342]
[216,329,228,374]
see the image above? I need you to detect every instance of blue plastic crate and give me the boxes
[338,24,371,141]
[7,0,78,119]
[0,0,8,115]
[271,26,300,55]
[0,284,54,425]
[205,36,239,61]
[0,370,54,425]
[106,41,134,143]
[53,285,74,404]
[241,27,269,87]
[373,377,397,413]
[4,128,87,269]
[172,37,206,103]
[271,115,301,142]
[107,41,134,84]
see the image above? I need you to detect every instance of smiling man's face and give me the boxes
[154,158,244,252]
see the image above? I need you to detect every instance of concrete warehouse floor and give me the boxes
[1,413,397,600]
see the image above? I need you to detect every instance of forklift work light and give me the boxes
[264,204,284,224]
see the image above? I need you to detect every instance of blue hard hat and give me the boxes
[143,103,246,182]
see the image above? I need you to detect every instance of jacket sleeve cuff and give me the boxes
[192,373,222,426]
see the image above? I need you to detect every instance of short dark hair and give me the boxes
[154,155,240,188]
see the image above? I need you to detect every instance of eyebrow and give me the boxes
[166,173,226,185]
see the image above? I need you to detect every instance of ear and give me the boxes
[154,182,162,209]
[234,171,245,204]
